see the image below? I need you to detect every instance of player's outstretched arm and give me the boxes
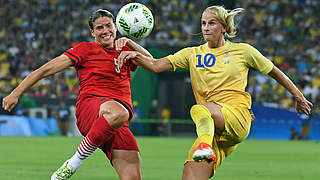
[2,54,73,112]
[115,37,152,58]
[118,51,172,73]
[268,66,313,115]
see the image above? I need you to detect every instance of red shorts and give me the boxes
[75,95,139,160]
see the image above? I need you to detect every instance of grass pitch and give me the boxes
[0,136,319,180]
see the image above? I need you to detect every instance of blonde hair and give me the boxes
[204,6,244,38]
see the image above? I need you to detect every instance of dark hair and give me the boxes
[88,9,115,29]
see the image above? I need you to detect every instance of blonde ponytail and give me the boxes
[204,6,244,38]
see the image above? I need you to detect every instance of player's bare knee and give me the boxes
[114,110,129,128]
[200,102,225,130]
[100,110,128,129]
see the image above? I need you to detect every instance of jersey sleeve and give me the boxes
[130,62,138,72]
[243,43,274,75]
[166,47,192,71]
[63,42,88,67]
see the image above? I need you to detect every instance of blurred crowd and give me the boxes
[237,0,320,114]
[0,0,206,99]
[0,0,319,114]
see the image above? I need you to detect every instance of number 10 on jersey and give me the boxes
[196,53,216,68]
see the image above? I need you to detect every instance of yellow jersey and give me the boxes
[166,41,274,109]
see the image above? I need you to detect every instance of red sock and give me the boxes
[86,115,117,147]
[76,136,98,160]
[71,115,117,163]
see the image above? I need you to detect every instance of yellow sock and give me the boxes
[190,105,214,147]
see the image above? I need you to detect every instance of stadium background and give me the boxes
[0,0,319,140]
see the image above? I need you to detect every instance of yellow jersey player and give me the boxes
[117,5,312,180]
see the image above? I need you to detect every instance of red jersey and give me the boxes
[64,42,137,107]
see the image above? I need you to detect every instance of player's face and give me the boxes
[201,12,226,43]
[91,16,117,48]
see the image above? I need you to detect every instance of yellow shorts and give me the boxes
[186,102,254,172]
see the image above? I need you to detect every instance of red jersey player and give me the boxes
[2,9,152,180]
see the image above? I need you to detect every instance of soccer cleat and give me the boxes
[192,142,216,162]
[51,160,75,180]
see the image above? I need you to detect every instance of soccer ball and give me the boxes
[116,3,154,40]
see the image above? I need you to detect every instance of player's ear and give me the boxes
[221,26,226,34]
[114,22,117,32]
[90,29,95,38]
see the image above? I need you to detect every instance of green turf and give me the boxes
[0,137,319,180]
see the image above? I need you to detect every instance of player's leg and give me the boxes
[71,100,129,165]
[182,140,238,180]
[112,150,142,180]
[100,122,141,180]
[183,103,252,180]
[57,120,65,136]
[73,100,129,159]
[190,102,224,161]
[60,121,68,136]
[182,161,214,180]
[183,135,226,180]
[113,124,142,180]
[51,100,129,180]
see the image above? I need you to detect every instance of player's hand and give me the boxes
[295,95,313,115]
[118,51,138,64]
[115,37,131,52]
[2,93,19,112]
